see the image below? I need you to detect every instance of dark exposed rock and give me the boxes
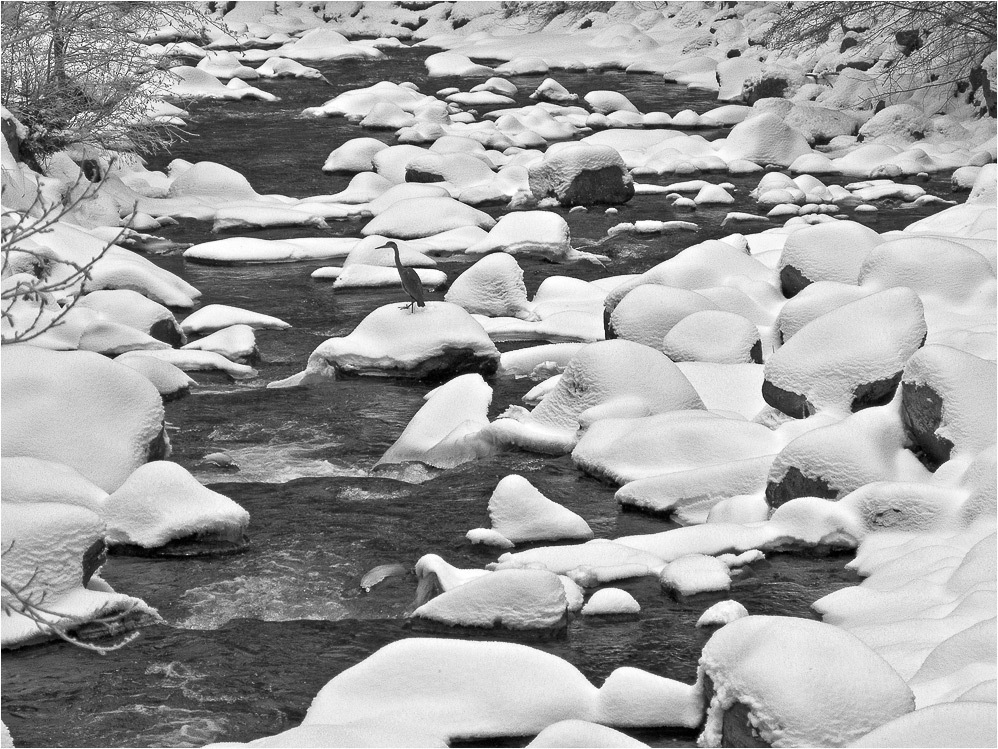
[145,424,172,463]
[560,166,635,207]
[749,339,763,364]
[328,347,500,381]
[148,318,185,347]
[111,530,249,558]
[766,466,838,508]
[81,539,107,586]
[900,381,954,468]
[761,379,814,419]
[779,263,813,298]
[851,371,903,411]
[405,167,446,183]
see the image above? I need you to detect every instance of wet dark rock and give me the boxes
[900,381,954,468]
[851,371,903,411]
[766,466,838,509]
[560,166,635,207]
[148,318,185,347]
[779,263,812,298]
[110,530,249,558]
[761,379,814,419]
[749,339,763,365]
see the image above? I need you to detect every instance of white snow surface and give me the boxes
[181,304,290,334]
[445,253,537,320]
[696,600,749,628]
[581,588,640,616]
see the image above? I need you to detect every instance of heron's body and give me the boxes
[382,241,425,312]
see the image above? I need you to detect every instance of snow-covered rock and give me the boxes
[470,474,593,544]
[103,461,249,550]
[661,310,761,364]
[281,302,500,382]
[697,616,914,747]
[362,197,496,239]
[581,588,640,616]
[528,144,634,206]
[2,346,167,492]
[180,304,290,335]
[445,253,536,320]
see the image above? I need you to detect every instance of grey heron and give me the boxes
[378,240,425,313]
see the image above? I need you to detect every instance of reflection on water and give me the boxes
[1,45,956,749]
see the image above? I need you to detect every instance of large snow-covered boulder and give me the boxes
[303,638,599,740]
[466,211,573,261]
[287,302,500,382]
[850,702,997,748]
[486,340,704,454]
[2,346,168,492]
[715,113,813,167]
[103,461,249,551]
[322,137,390,173]
[661,310,762,364]
[411,569,570,630]
[77,289,185,346]
[900,345,997,466]
[778,220,883,297]
[763,288,927,417]
[528,144,634,206]
[765,404,931,508]
[698,616,914,747]
[608,284,716,350]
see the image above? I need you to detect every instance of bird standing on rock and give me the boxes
[379,240,425,313]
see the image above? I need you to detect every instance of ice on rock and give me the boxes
[900,345,997,465]
[696,600,749,628]
[2,347,167,493]
[528,144,634,206]
[1,500,159,649]
[660,554,732,595]
[411,568,570,630]
[115,353,196,400]
[527,720,648,748]
[465,211,575,261]
[103,461,248,549]
[302,638,599,740]
[486,339,704,454]
[766,403,932,508]
[581,588,640,616]
[715,113,813,167]
[376,374,495,470]
[778,220,883,297]
[474,474,593,544]
[697,616,914,748]
[608,284,716,350]
[322,138,389,173]
[180,304,290,335]
[285,302,500,382]
[849,702,997,748]
[182,324,257,363]
[662,310,761,364]
[362,197,496,239]
[445,253,537,321]
[763,288,927,417]
[77,289,184,346]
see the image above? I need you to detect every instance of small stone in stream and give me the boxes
[203,452,239,469]
[361,563,409,592]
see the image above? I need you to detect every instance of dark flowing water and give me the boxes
[1,47,957,748]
